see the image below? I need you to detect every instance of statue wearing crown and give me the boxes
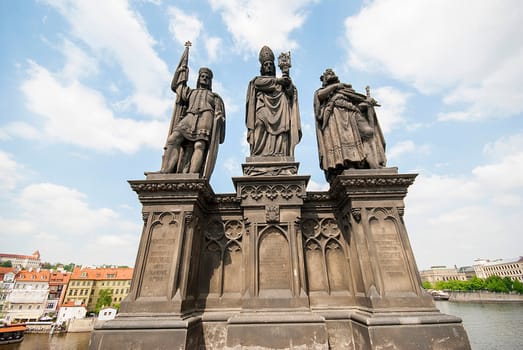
[245,46,301,157]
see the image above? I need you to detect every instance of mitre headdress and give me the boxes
[259,46,275,64]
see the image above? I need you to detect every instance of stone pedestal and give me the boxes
[90,165,471,349]
[89,173,213,349]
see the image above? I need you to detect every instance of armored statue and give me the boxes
[161,42,225,178]
[245,46,301,157]
[313,68,386,182]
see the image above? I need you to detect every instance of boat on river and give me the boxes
[431,290,450,301]
[0,323,26,345]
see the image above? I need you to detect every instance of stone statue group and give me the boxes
[160,43,386,183]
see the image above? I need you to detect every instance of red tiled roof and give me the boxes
[49,271,71,284]
[61,301,86,307]
[0,252,40,260]
[0,267,16,279]
[16,269,50,282]
[70,267,133,280]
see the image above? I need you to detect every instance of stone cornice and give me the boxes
[129,181,208,193]
[335,175,417,188]
[128,179,215,204]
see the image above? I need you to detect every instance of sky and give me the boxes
[1,0,522,271]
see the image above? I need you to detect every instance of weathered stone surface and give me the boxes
[246,46,301,158]
[90,165,470,349]
[160,43,225,179]
[227,312,328,349]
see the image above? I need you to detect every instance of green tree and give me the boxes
[502,277,513,291]
[63,263,75,272]
[485,276,509,293]
[41,262,54,269]
[512,279,523,294]
[422,281,432,289]
[95,289,113,314]
[0,260,12,267]
[468,276,485,290]
[435,279,467,291]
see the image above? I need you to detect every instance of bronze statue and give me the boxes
[245,46,301,157]
[313,68,386,182]
[161,42,225,178]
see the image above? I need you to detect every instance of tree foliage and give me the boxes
[430,275,523,294]
[95,289,113,313]
[422,281,432,290]
[63,263,76,272]
[0,260,12,267]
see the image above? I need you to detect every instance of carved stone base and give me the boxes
[226,312,329,349]
[89,316,202,350]
[90,167,471,349]
[349,311,471,350]
[242,156,299,176]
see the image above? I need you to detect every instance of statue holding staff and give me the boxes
[245,46,301,157]
[161,42,226,178]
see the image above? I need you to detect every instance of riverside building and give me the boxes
[64,266,133,312]
[473,257,523,282]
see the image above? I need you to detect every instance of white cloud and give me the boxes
[223,157,240,176]
[307,179,329,191]
[205,36,222,63]
[0,182,140,265]
[15,61,166,153]
[1,122,40,140]
[16,183,118,233]
[60,39,98,81]
[167,6,203,45]
[483,133,523,159]
[387,140,412,160]
[0,150,24,192]
[372,86,410,133]
[405,132,523,269]
[209,0,317,55]
[387,140,430,162]
[42,0,171,117]
[472,152,523,191]
[345,0,523,121]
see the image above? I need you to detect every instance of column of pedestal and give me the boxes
[89,174,213,350]
[225,157,329,350]
[329,168,471,350]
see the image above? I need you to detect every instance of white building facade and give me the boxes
[473,257,523,282]
[5,269,49,322]
[56,302,87,325]
[419,266,469,284]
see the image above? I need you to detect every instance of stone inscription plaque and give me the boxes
[370,217,412,292]
[259,228,291,291]
[140,213,178,297]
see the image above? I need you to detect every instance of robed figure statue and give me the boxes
[246,46,301,157]
[161,42,225,178]
[314,68,386,182]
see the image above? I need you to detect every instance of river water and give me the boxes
[4,302,523,349]
[435,301,523,350]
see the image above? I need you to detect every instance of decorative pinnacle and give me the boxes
[184,41,192,47]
